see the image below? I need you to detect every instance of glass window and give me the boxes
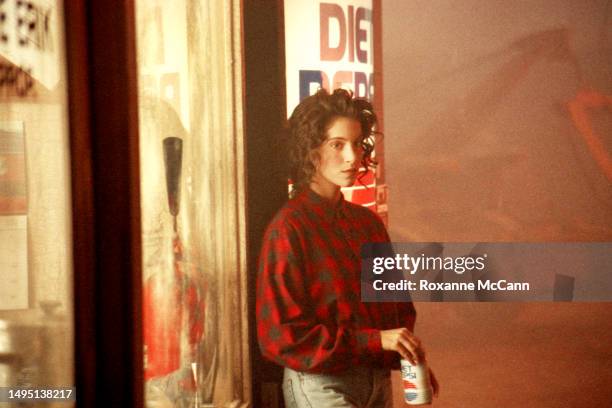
[135,1,250,406]
[0,0,74,403]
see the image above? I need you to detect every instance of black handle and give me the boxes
[163,137,183,217]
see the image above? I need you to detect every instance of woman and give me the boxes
[257,89,436,407]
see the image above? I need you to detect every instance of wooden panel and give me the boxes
[65,1,143,407]
[243,1,288,407]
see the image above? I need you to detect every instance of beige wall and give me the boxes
[383,1,612,406]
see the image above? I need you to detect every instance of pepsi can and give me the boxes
[400,359,433,405]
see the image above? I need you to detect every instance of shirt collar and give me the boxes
[299,188,346,222]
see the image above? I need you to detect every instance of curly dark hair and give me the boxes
[287,88,378,196]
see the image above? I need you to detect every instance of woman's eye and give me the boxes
[330,142,343,149]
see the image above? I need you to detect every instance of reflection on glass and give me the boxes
[0,0,74,405]
[137,2,217,407]
[137,0,250,405]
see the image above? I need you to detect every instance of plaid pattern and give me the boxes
[257,189,416,374]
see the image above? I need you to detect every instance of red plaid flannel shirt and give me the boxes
[256,189,416,374]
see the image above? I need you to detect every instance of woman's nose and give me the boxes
[343,145,357,163]
[344,144,363,163]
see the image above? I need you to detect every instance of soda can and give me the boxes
[400,359,433,405]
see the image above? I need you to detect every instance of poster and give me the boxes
[284,0,385,214]
[0,121,28,310]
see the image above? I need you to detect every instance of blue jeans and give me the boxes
[282,366,392,408]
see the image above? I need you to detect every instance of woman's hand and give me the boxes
[380,327,425,365]
[429,368,440,397]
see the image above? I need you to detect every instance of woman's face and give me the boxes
[312,116,364,191]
